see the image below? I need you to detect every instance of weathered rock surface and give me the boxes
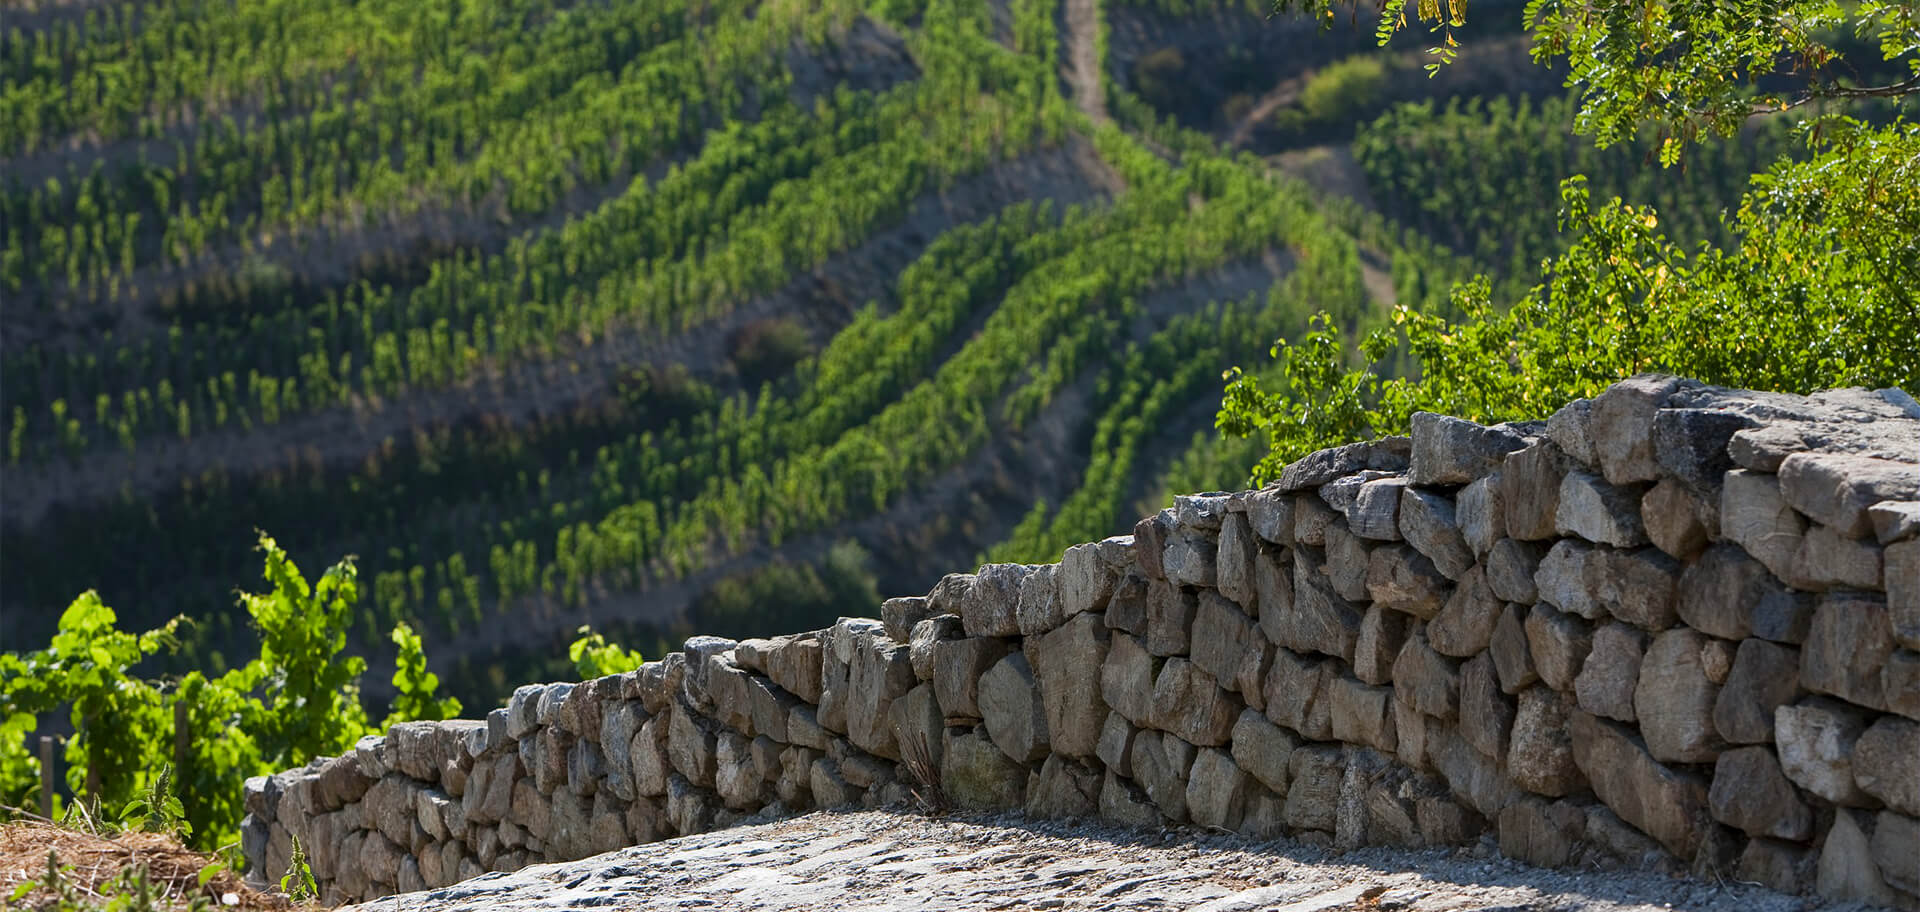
[246,377,1920,912]
[330,805,1850,912]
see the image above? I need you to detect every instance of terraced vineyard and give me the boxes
[1,0,1785,707]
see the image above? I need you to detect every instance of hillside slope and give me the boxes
[0,0,1781,708]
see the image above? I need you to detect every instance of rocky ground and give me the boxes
[337,807,1861,912]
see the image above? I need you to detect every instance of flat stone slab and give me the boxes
[341,809,1836,912]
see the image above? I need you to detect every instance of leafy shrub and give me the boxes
[1,533,458,854]
[567,627,647,679]
[1223,160,1920,483]
[1132,48,1188,111]
[1298,55,1387,124]
[729,318,814,390]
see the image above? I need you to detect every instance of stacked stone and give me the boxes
[243,375,1920,909]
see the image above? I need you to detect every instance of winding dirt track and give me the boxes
[1062,0,1110,123]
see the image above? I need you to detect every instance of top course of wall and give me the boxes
[242,375,1920,909]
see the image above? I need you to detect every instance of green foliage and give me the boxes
[1,534,459,854]
[1353,94,1798,289]
[1274,0,1919,158]
[279,837,317,902]
[0,594,180,816]
[1296,55,1388,125]
[567,627,647,679]
[382,622,462,728]
[1223,160,1920,483]
[1229,0,1920,484]
[730,319,816,390]
[114,766,190,838]
[234,534,370,767]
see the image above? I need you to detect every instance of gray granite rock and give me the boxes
[1853,716,1920,816]
[1571,710,1710,859]
[1720,470,1807,583]
[1589,374,1681,484]
[1774,698,1877,806]
[1400,488,1473,579]
[978,652,1049,763]
[1458,474,1506,557]
[1708,747,1811,841]
[1633,628,1725,765]
[1149,657,1239,747]
[1410,412,1529,486]
[1015,564,1065,636]
[1712,639,1801,744]
[1575,623,1648,724]
[961,564,1031,637]
[1026,612,1110,758]
[1778,452,1919,539]
[1557,471,1648,548]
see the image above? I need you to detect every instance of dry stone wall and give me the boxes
[242,375,1920,909]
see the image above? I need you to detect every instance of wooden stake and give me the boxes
[38,735,53,820]
[173,701,190,777]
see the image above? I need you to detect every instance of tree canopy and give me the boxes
[1222,0,1920,483]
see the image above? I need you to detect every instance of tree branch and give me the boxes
[1752,72,1920,115]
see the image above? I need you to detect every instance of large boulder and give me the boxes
[960,564,1032,637]
[1100,634,1155,727]
[1409,412,1529,486]
[1708,746,1811,840]
[932,636,1011,720]
[1633,628,1725,764]
[979,652,1050,763]
[1774,698,1877,806]
[1149,658,1239,747]
[941,730,1026,809]
[1571,710,1711,859]
[1026,613,1111,758]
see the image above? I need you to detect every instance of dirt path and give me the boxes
[1062,0,1109,123]
[1224,72,1308,148]
[340,808,1828,912]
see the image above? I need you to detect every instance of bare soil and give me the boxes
[0,820,292,912]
